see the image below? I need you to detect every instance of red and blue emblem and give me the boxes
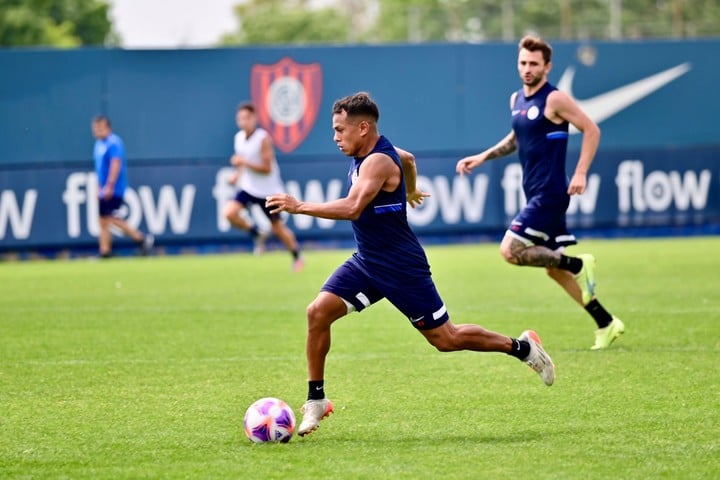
[251,57,322,153]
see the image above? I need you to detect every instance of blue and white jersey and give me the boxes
[93,133,128,196]
[347,136,431,284]
[511,82,569,199]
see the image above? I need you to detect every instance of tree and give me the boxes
[220,0,353,46]
[0,0,116,48]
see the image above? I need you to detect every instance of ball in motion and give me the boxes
[243,397,296,443]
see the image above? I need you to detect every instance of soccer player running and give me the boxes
[266,92,555,438]
[91,116,153,258]
[224,102,303,271]
[456,36,624,350]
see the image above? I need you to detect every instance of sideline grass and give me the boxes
[1,237,719,479]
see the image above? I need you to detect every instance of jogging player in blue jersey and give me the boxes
[91,116,153,258]
[456,36,624,350]
[266,92,555,438]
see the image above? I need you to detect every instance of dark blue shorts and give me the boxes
[507,194,577,251]
[99,196,124,217]
[234,190,280,222]
[321,258,449,330]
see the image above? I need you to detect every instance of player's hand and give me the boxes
[230,155,245,167]
[266,193,300,214]
[568,172,587,195]
[228,172,239,185]
[407,189,430,209]
[456,156,484,176]
[102,185,114,199]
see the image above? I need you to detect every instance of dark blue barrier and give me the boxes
[1,40,718,251]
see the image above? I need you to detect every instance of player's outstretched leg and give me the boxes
[519,330,555,386]
[297,399,334,437]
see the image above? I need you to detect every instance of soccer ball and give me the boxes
[243,397,296,443]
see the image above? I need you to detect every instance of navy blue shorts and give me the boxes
[507,194,577,251]
[99,196,124,217]
[321,258,449,330]
[234,190,280,222]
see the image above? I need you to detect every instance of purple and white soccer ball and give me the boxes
[244,397,296,443]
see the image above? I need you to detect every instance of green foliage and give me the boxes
[1,238,719,478]
[220,0,351,46]
[221,0,720,46]
[0,0,115,47]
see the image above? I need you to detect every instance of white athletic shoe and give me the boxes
[297,398,334,437]
[519,330,555,386]
[252,230,269,256]
[140,234,154,255]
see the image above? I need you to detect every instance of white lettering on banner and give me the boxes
[407,175,489,226]
[502,163,600,216]
[0,190,37,240]
[616,160,711,213]
[285,179,343,230]
[62,171,195,237]
[501,163,526,215]
[213,167,237,232]
[138,185,195,234]
[407,176,437,226]
[567,175,601,215]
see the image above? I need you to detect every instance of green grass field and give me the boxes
[1,237,719,479]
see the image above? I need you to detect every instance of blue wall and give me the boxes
[1,40,718,251]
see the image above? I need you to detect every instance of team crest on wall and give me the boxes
[251,57,322,153]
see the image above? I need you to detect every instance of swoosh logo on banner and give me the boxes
[557,62,691,134]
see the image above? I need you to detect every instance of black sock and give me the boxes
[585,299,613,329]
[508,338,531,360]
[291,249,300,260]
[558,254,583,274]
[308,380,325,400]
[249,226,259,238]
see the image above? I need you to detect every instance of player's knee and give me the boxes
[306,300,330,330]
[223,203,239,220]
[425,331,458,352]
[499,245,518,264]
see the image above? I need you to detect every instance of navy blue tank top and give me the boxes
[511,82,569,198]
[348,136,431,282]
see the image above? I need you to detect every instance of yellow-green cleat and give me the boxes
[574,253,597,305]
[591,316,625,350]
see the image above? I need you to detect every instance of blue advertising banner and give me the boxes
[2,148,717,250]
[1,40,718,251]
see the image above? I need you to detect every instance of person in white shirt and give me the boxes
[223,102,303,271]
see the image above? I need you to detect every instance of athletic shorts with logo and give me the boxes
[321,256,449,330]
[506,193,577,251]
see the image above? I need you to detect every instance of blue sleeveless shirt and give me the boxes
[511,82,569,198]
[348,136,431,283]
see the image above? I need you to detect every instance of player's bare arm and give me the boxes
[395,146,430,208]
[456,130,517,176]
[547,90,601,195]
[266,153,395,220]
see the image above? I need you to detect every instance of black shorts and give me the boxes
[99,196,124,217]
[321,257,449,330]
[234,190,280,222]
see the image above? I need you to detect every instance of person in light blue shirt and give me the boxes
[92,115,153,257]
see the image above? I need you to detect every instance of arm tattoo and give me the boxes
[508,238,560,267]
[487,136,517,160]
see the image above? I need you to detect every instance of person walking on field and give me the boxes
[456,36,624,350]
[91,115,153,258]
[224,102,303,271]
[267,92,556,438]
